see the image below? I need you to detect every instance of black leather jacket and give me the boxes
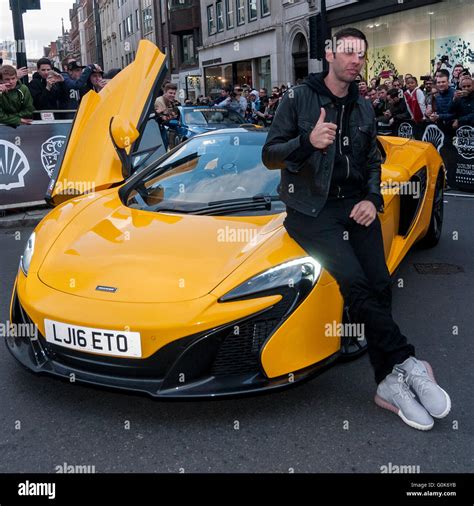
[262,73,384,218]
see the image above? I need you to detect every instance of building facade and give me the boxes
[168,0,202,102]
[99,0,120,70]
[69,1,82,63]
[199,0,285,97]
[77,0,88,64]
[116,0,142,68]
[84,0,98,64]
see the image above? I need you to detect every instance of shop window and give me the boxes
[334,1,474,80]
[257,56,271,91]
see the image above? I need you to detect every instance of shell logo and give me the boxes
[0,140,31,191]
[422,124,445,153]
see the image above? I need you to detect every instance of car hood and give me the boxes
[38,191,285,303]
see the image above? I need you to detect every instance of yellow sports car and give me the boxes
[8,41,445,398]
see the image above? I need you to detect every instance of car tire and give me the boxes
[418,169,444,249]
[339,306,368,362]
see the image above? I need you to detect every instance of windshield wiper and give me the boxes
[191,194,279,215]
[152,195,280,215]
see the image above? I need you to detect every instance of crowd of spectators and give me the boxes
[360,65,473,131]
[2,54,472,134]
[155,63,473,142]
[0,56,119,127]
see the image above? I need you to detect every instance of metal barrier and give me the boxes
[378,120,474,192]
[0,118,73,210]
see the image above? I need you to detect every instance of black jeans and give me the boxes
[283,197,415,384]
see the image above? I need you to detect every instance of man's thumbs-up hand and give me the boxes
[309,107,337,150]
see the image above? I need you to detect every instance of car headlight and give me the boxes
[219,257,321,302]
[20,232,36,276]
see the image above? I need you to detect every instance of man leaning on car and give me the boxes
[262,28,451,431]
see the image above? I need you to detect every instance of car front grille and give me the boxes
[211,294,294,376]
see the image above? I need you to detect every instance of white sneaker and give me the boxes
[395,357,451,419]
[375,371,434,430]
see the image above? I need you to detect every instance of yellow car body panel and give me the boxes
[46,40,167,205]
[8,42,445,398]
[12,271,281,361]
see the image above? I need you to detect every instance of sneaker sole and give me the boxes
[421,361,452,419]
[374,394,434,431]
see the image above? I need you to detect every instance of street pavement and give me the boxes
[0,193,472,473]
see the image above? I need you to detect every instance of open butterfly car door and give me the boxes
[45,40,168,207]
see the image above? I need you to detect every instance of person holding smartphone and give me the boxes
[450,75,474,128]
[27,57,67,110]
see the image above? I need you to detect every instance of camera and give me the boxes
[441,55,449,63]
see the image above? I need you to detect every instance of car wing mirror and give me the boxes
[109,115,140,178]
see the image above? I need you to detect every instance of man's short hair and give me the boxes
[376,84,389,92]
[333,27,369,52]
[37,57,52,69]
[163,82,177,92]
[259,87,267,94]
[387,88,400,98]
[0,64,17,78]
[436,69,450,79]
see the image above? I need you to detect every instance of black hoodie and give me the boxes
[303,72,365,198]
[27,71,68,110]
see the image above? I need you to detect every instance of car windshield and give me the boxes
[126,132,282,214]
[183,108,244,126]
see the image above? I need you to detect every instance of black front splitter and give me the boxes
[6,333,339,400]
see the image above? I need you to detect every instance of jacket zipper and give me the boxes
[339,104,350,180]
[339,105,344,156]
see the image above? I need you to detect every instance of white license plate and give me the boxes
[44,319,142,358]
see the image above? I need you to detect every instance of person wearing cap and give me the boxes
[60,61,96,110]
[27,57,67,110]
[81,64,107,96]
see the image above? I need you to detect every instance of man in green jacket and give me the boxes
[0,64,35,127]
